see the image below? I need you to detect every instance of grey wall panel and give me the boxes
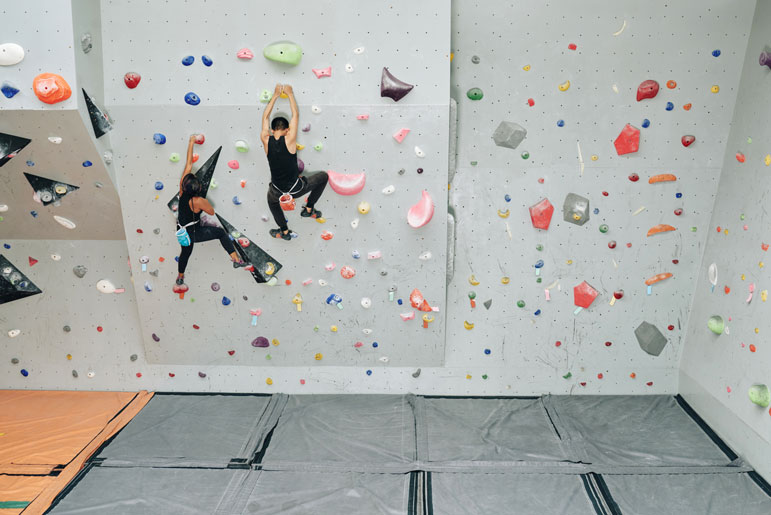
[679,0,771,482]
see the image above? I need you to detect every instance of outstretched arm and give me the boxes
[261,84,282,152]
[179,134,196,195]
[284,84,299,149]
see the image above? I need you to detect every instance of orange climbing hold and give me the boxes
[683,103,692,111]
[647,224,676,236]
[648,174,677,184]
[33,73,72,104]
[666,80,677,89]
[645,272,673,286]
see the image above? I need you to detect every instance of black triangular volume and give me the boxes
[216,214,282,284]
[23,172,80,206]
[167,146,222,213]
[82,88,113,139]
[0,132,32,168]
[0,255,42,305]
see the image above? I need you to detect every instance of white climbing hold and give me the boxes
[266,277,278,286]
[0,204,8,212]
[53,215,76,229]
[0,43,25,66]
[414,146,425,158]
[8,329,20,338]
[345,63,354,72]
[612,20,628,36]
[51,254,61,261]
[350,218,359,229]
[361,297,372,308]
[382,185,395,195]
[353,47,365,54]
[103,150,113,164]
[318,279,328,286]
[48,136,62,144]
[311,105,322,114]
[419,251,432,261]
[378,356,389,363]
[87,370,95,378]
[362,328,373,335]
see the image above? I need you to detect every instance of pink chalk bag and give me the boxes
[272,178,301,212]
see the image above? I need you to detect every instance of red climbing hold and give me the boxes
[192,324,200,330]
[228,350,235,356]
[136,372,142,378]
[668,325,675,331]
[672,259,679,264]
[614,124,640,155]
[123,72,141,89]
[605,341,612,347]
[681,135,695,147]
[28,256,38,266]
[568,43,577,50]
[573,281,599,309]
[636,80,659,101]
[646,381,654,386]
[136,228,144,233]
[602,191,609,196]
[628,173,639,182]
[527,98,535,107]
[97,326,103,332]
[597,373,604,379]
[555,341,562,347]
[169,373,175,377]
[736,152,746,163]
[580,382,587,387]
[194,134,205,145]
[529,198,554,230]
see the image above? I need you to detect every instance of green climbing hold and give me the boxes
[521,151,530,160]
[470,161,478,166]
[563,372,572,379]
[740,214,745,220]
[314,143,323,151]
[260,89,272,103]
[536,244,543,251]
[517,300,525,308]
[749,384,770,407]
[263,41,302,66]
[266,354,272,360]
[169,153,180,163]
[707,315,724,335]
[536,277,542,283]
[691,227,698,232]
[599,224,609,233]
[235,140,249,153]
[466,87,483,100]
[481,374,488,380]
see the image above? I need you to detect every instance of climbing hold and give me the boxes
[153,133,166,144]
[683,103,692,111]
[463,321,474,330]
[636,80,659,101]
[170,153,180,162]
[649,174,677,183]
[681,135,695,147]
[1,81,20,98]
[666,80,677,89]
[181,55,194,66]
[345,63,354,72]
[8,329,20,338]
[599,224,609,233]
[73,265,87,278]
[527,98,535,106]
[237,48,253,59]
[320,231,333,240]
[228,160,239,169]
[516,300,525,308]
[523,65,531,71]
[614,124,640,155]
[393,128,410,143]
[712,49,721,57]
[312,66,332,78]
[558,80,570,92]
[252,337,269,348]
[529,198,554,230]
[222,296,231,306]
[647,224,676,236]
[53,216,76,229]
[340,266,355,279]
[407,190,434,228]
[765,155,771,166]
[235,140,249,152]
[635,321,668,356]
[466,87,483,100]
[645,273,673,286]
[327,170,366,195]
[674,208,683,216]
[568,43,577,50]
[414,146,425,158]
[82,160,93,167]
[749,385,770,407]
[33,73,72,104]
[184,92,201,105]
[497,209,510,218]
[736,152,746,163]
[574,281,599,309]
[381,67,414,102]
[263,41,302,65]
[707,315,724,335]
[562,193,590,226]
[123,72,141,89]
[0,43,25,66]
[382,185,395,195]
[492,121,527,150]
[201,55,213,66]
[153,181,164,191]
[711,85,719,93]
[357,201,371,214]
[232,196,241,205]
[641,119,650,129]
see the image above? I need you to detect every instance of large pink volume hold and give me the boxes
[327,170,366,195]
[408,190,434,228]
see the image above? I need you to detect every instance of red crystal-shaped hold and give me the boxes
[123,72,141,89]
[681,135,695,147]
[28,256,38,266]
[529,198,554,230]
[573,281,599,308]
[614,124,640,155]
[636,79,659,101]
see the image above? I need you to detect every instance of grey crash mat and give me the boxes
[545,395,732,466]
[98,394,277,467]
[429,472,597,515]
[259,395,417,466]
[418,397,567,462]
[225,471,411,515]
[603,473,771,515]
[49,466,245,514]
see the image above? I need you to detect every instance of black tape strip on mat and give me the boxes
[748,471,771,497]
[675,394,739,460]
[408,471,418,515]
[590,474,622,515]
[153,391,273,397]
[581,474,607,515]
[420,395,540,400]
[425,471,433,515]
[43,461,98,514]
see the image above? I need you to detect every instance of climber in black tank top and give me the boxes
[261,84,328,241]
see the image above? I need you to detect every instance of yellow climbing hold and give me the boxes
[572,213,581,221]
[760,262,765,268]
[741,274,746,281]
[296,144,305,150]
[497,209,510,218]
[711,85,720,93]
[466,374,472,379]
[558,80,570,92]
[266,378,273,385]
[265,262,276,275]
[330,325,338,332]
[762,290,768,302]
[501,276,510,285]
[316,217,326,224]
[591,155,599,161]
[523,65,531,71]
[463,320,475,330]
[272,338,280,346]
[66,354,72,360]
[755,328,760,334]
[450,52,454,62]
[566,259,573,265]
[314,353,323,360]
[468,274,480,286]
[765,154,771,166]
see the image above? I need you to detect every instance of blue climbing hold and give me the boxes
[641,118,650,128]
[557,119,565,127]
[372,342,379,348]
[665,102,674,111]
[534,260,544,269]
[534,309,541,316]
[182,55,194,66]
[232,196,241,205]
[366,370,373,376]
[184,92,201,105]
[593,208,599,215]
[30,211,37,218]
[153,133,166,144]
[1,81,20,98]
[504,194,511,202]
[676,192,683,199]
[201,55,213,67]
[26,160,34,167]
[82,160,92,167]
[154,181,164,190]
[222,296,231,306]
[352,250,361,259]
[712,49,721,57]
[3,244,10,249]
[397,299,403,305]
[20,369,28,377]
[484,349,491,355]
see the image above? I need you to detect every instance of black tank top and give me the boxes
[267,135,299,192]
[177,192,200,226]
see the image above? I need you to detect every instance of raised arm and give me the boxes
[284,84,299,148]
[179,134,196,195]
[261,84,283,151]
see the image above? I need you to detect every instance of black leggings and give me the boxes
[267,171,329,231]
[178,224,236,274]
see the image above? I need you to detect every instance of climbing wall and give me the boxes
[100,0,449,368]
[679,0,771,481]
[445,0,755,394]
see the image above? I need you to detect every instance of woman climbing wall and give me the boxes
[176,134,249,285]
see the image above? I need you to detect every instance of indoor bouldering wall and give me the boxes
[679,0,771,481]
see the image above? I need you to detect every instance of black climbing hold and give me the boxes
[0,131,31,168]
[82,89,113,138]
[216,214,283,284]
[0,254,42,305]
[167,147,222,213]
[23,172,79,206]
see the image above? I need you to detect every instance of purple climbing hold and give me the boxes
[380,67,414,102]
[252,336,270,348]
[152,333,160,342]
[211,282,220,291]
[297,157,305,173]
[198,371,207,378]
[760,52,771,69]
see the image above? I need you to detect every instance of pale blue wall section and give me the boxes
[444,0,755,394]
[680,0,771,482]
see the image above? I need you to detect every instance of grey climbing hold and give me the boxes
[492,121,527,150]
[11,357,19,364]
[562,193,590,226]
[153,228,161,235]
[72,370,78,378]
[81,33,93,54]
[73,265,87,278]
[412,368,421,378]
[130,354,138,361]
[149,269,159,277]
[635,321,668,356]
[471,55,480,64]
[63,325,71,332]
[483,299,492,310]
[380,269,388,276]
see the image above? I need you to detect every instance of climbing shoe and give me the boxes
[233,260,250,268]
[270,228,292,241]
[300,205,322,218]
[175,276,185,286]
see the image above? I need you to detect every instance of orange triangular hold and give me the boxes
[419,300,432,312]
[409,288,424,309]
[647,224,676,236]
[28,256,38,266]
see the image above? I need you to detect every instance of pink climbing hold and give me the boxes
[312,66,332,78]
[614,124,640,155]
[326,169,366,195]
[636,80,659,101]
[357,114,370,120]
[407,190,434,228]
[529,198,554,230]
[237,48,254,59]
[123,72,141,89]
[573,281,599,309]
[393,128,410,143]
[228,160,239,169]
